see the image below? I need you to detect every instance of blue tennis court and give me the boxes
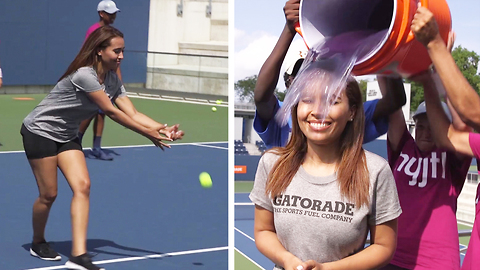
[235,193,271,270]
[0,142,228,270]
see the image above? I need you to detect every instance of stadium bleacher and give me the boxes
[255,140,267,153]
[235,140,249,155]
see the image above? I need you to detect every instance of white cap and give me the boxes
[285,58,305,77]
[97,0,120,14]
[413,101,452,122]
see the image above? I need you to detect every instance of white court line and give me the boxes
[235,227,255,242]
[191,143,228,150]
[235,202,254,206]
[128,94,228,107]
[23,246,228,270]
[234,247,266,270]
[0,141,228,155]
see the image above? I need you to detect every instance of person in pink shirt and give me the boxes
[420,69,480,270]
[84,1,120,39]
[78,0,121,161]
[411,5,480,270]
[380,73,471,270]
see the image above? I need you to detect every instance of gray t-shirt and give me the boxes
[249,151,402,269]
[23,67,126,143]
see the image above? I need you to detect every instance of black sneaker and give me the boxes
[30,241,61,261]
[65,253,105,270]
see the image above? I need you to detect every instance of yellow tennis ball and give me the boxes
[216,99,222,105]
[199,172,212,188]
[211,106,217,112]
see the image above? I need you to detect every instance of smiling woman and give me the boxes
[296,79,357,149]
[249,67,402,270]
[21,25,184,270]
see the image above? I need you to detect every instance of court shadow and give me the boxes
[22,239,165,258]
[83,149,93,158]
[101,149,121,157]
[83,149,121,160]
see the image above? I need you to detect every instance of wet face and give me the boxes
[414,114,435,152]
[297,89,354,146]
[98,37,124,71]
[100,11,117,25]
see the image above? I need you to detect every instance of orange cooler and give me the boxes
[298,0,451,77]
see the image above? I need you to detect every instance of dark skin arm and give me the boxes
[254,0,299,123]
[381,76,408,153]
[411,5,480,130]
[372,75,406,122]
[419,71,472,158]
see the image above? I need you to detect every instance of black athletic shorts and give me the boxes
[20,124,82,159]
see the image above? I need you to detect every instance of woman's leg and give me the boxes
[57,149,91,257]
[28,156,59,244]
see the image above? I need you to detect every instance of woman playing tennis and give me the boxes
[21,26,183,270]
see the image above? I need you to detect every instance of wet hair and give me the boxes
[266,77,370,208]
[58,25,123,81]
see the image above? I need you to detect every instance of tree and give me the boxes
[406,46,480,112]
[235,75,280,103]
[235,75,257,103]
[358,79,368,102]
[406,79,426,114]
[276,90,286,101]
[452,45,480,94]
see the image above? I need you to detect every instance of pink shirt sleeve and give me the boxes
[85,23,101,42]
[469,133,480,161]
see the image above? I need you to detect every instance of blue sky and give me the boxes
[234,0,480,91]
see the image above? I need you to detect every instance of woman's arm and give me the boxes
[254,205,304,270]
[378,76,407,152]
[114,95,184,140]
[372,75,406,122]
[299,220,397,270]
[446,98,470,133]
[412,6,480,130]
[254,0,299,123]
[419,72,474,157]
[87,90,173,149]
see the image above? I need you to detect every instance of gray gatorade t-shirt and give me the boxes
[250,151,401,269]
[23,67,126,143]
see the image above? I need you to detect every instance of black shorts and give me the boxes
[21,124,82,159]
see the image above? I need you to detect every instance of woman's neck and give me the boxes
[302,141,341,177]
[95,64,107,84]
